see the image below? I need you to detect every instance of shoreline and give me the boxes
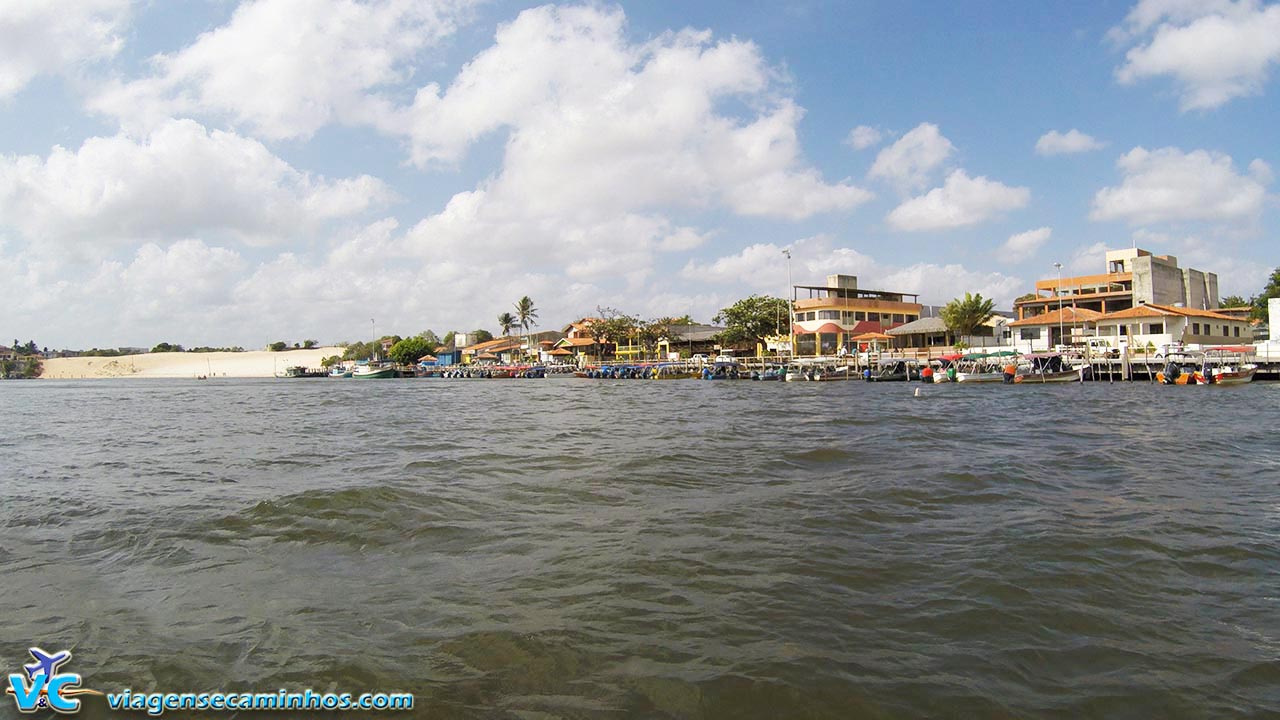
[38,348,345,379]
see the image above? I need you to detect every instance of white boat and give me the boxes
[1202,346,1258,385]
[352,362,397,379]
[1015,353,1081,383]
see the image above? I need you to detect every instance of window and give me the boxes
[818,310,840,320]
[905,315,918,323]
[1223,325,1229,336]
[1020,328,1040,340]
[867,312,880,322]
[843,311,856,322]
[892,314,905,323]
[1148,323,1163,334]
[1119,326,1127,336]
[855,311,866,321]
[1192,322,1200,334]
[1235,326,1241,337]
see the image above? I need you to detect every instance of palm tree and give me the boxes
[497,312,517,337]
[940,292,995,345]
[514,296,538,361]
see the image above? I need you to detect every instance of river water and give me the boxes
[2,378,1278,719]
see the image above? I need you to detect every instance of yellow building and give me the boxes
[791,275,922,356]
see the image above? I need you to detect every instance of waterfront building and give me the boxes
[1007,307,1104,352]
[656,324,727,359]
[1093,303,1251,352]
[885,314,1011,351]
[461,336,523,364]
[0,345,14,362]
[791,274,922,356]
[1014,248,1220,321]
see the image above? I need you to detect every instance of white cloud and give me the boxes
[1035,129,1105,155]
[0,119,393,248]
[1065,241,1112,275]
[1000,227,1052,264]
[868,122,954,191]
[846,125,882,150]
[0,0,129,100]
[886,170,1031,232]
[1113,0,1280,110]
[1090,146,1270,225]
[89,0,476,139]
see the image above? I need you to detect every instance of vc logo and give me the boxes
[6,648,100,714]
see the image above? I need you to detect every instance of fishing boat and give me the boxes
[277,365,326,378]
[953,352,1011,383]
[1202,346,1258,385]
[352,362,398,379]
[866,358,919,382]
[1155,353,1207,385]
[328,365,352,378]
[1014,353,1080,383]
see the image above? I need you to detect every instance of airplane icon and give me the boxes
[23,648,72,680]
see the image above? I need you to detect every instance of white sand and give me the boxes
[40,347,346,379]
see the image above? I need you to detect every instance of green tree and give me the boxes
[497,312,517,336]
[416,330,441,346]
[341,341,374,360]
[471,329,494,343]
[151,342,184,353]
[0,359,14,377]
[302,339,318,349]
[1014,292,1037,304]
[940,292,995,343]
[22,356,42,377]
[713,295,790,345]
[585,308,639,358]
[320,355,341,368]
[1220,294,1249,308]
[441,331,456,348]
[515,296,538,360]
[1250,267,1280,320]
[388,337,434,366]
[268,341,288,352]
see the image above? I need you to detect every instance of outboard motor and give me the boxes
[1163,361,1180,384]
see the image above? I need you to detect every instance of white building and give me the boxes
[1094,303,1251,352]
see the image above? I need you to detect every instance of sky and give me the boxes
[1,0,1278,349]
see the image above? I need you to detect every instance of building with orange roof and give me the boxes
[1093,303,1252,352]
[791,274,922,356]
[1014,247,1221,322]
[1007,307,1104,351]
[460,335,523,364]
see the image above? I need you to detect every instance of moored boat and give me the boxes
[352,362,398,379]
[1014,353,1081,383]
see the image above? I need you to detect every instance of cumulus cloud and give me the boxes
[384,6,869,220]
[846,125,882,150]
[1113,0,1280,110]
[0,119,393,248]
[1090,146,1270,225]
[89,0,476,139]
[886,170,1030,232]
[1035,129,1105,155]
[0,0,129,100]
[1000,227,1052,264]
[867,122,954,191]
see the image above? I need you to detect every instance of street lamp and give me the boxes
[1053,263,1063,349]
[782,249,794,356]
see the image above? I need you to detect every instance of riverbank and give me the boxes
[39,348,344,378]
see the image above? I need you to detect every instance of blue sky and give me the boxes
[1,0,1276,348]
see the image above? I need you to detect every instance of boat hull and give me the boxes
[955,372,1004,383]
[1014,370,1080,383]
[353,367,398,379]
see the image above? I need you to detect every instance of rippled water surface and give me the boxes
[2,378,1279,719]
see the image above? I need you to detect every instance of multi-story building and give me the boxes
[1014,248,1220,321]
[791,274,922,356]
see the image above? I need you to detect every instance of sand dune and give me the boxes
[40,348,347,379]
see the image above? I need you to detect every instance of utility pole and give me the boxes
[783,249,794,357]
[1053,263,1064,349]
